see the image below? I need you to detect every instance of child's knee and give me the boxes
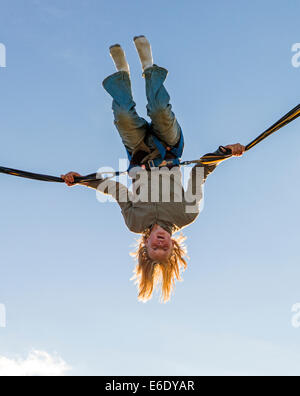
[150,107,174,128]
[114,110,135,130]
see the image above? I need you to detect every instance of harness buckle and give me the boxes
[147,159,156,169]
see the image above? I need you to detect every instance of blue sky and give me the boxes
[0,0,300,375]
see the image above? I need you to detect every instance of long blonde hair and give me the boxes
[130,229,188,303]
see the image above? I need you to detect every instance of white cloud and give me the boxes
[0,350,71,376]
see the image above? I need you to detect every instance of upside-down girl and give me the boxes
[62,36,245,303]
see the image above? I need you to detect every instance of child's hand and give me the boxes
[61,172,82,186]
[224,143,245,156]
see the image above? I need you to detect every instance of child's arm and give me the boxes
[61,172,132,211]
[185,143,245,206]
[185,163,217,206]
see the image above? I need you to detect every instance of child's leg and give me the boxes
[103,45,148,154]
[134,36,182,147]
[144,65,182,147]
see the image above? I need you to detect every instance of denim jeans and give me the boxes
[102,65,182,155]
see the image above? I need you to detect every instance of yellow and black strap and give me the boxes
[1,104,300,183]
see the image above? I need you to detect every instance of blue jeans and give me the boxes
[102,65,182,155]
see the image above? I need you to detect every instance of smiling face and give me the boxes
[146,225,174,262]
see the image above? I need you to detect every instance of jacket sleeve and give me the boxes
[186,145,227,198]
[80,178,132,211]
[185,163,217,205]
[184,145,222,213]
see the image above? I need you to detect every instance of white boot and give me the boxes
[109,44,130,74]
[133,35,153,71]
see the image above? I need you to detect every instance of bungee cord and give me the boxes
[1,104,299,184]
